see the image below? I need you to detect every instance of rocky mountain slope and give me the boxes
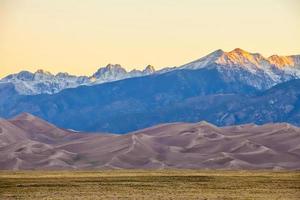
[0,113,299,170]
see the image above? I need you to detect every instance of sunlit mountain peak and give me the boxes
[268,55,295,68]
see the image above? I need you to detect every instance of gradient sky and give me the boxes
[0,0,299,77]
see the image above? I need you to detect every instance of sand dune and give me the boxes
[0,113,299,170]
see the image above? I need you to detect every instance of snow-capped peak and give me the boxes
[0,69,90,95]
[90,64,128,83]
[268,55,297,68]
[105,64,126,71]
[179,49,224,69]
[33,69,54,80]
[2,71,34,81]
[35,69,52,75]
[143,65,156,74]
[177,48,300,90]
[181,48,300,71]
[90,64,156,84]
[92,64,127,76]
[216,48,267,69]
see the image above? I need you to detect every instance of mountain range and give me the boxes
[1,48,300,95]
[0,113,299,170]
[1,48,300,133]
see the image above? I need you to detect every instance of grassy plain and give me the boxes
[0,170,299,200]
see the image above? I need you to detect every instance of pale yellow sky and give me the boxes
[0,0,299,77]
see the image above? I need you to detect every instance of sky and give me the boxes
[0,0,299,77]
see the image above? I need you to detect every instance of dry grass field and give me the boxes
[0,170,299,200]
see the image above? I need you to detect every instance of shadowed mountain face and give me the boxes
[0,113,299,170]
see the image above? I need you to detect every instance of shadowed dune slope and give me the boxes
[0,113,299,170]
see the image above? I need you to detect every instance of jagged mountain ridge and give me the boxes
[91,64,156,84]
[181,48,300,70]
[0,64,157,95]
[1,48,300,95]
